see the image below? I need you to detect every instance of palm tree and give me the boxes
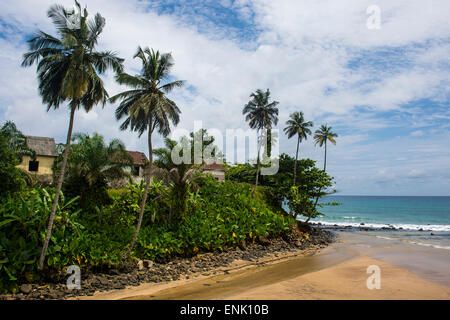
[110,46,184,259]
[283,112,313,186]
[21,1,124,269]
[313,124,338,172]
[53,132,132,210]
[243,89,279,197]
[262,128,278,162]
[312,124,338,211]
[153,137,179,170]
[152,165,200,224]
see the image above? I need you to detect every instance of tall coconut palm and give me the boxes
[283,111,313,186]
[21,1,124,269]
[242,89,279,197]
[313,124,338,172]
[312,124,338,211]
[110,46,183,259]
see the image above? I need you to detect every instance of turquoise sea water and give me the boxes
[305,196,450,250]
[313,196,450,231]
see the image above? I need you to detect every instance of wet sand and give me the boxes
[78,231,450,300]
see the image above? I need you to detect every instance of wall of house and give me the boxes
[17,155,56,175]
[204,170,225,181]
[117,165,145,186]
[124,165,144,177]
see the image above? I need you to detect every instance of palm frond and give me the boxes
[92,51,124,74]
[87,13,106,49]
[160,80,185,93]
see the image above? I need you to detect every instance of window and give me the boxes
[28,160,39,172]
[131,165,140,176]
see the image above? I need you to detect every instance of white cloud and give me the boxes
[411,130,424,137]
[0,0,449,195]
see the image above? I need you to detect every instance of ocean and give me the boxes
[293,195,450,250]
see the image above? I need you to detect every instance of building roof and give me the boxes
[200,162,227,172]
[26,135,58,157]
[126,151,148,166]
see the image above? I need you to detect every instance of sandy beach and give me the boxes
[76,231,450,300]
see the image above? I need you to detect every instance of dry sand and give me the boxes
[227,256,450,300]
[76,232,450,300]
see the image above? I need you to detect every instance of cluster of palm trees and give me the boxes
[22,2,184,267]
[243,90,338,196]
[23,2,338,268]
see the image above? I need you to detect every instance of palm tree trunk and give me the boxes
[123,123,153,260]
[39,105,76,269]
[252,131,262,198]
[252,153,260,198]
[289,136,301,217]
[312,141,327,214]
[293,135,300,186]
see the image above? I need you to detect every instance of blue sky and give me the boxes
[0,0,449,196]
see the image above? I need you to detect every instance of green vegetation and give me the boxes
[0,134,27,196]
[0,121,35,161]
[226,154,334,221]
[135,179,293,261]
[53,132,132,211]
[111,46,183,259]
[21,2,124,268]
[0,1,338,294]
[0,171,293,293]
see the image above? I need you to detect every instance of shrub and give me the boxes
[134,180,294,261]
[0,134,26,197]
[0,180,294,292]
[0,189,80,292]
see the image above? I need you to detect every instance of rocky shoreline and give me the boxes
[313,222,434,232]
[0,226,334,300]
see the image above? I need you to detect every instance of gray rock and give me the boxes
[98,276,109,286]
[110,269,120,275]
[20,284,32,294]
[143,260,154,269]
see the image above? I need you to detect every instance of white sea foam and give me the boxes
[311,220,450,232]
[375,236,393,241]
[374,235,450,250]
[407,241,450,250]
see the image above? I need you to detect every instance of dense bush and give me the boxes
[0,186,136,293]
[135,180,294,261]
[0,134,27,197]
[226,153,334,219]
[0,189,81,292]
[0,180,294,293]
